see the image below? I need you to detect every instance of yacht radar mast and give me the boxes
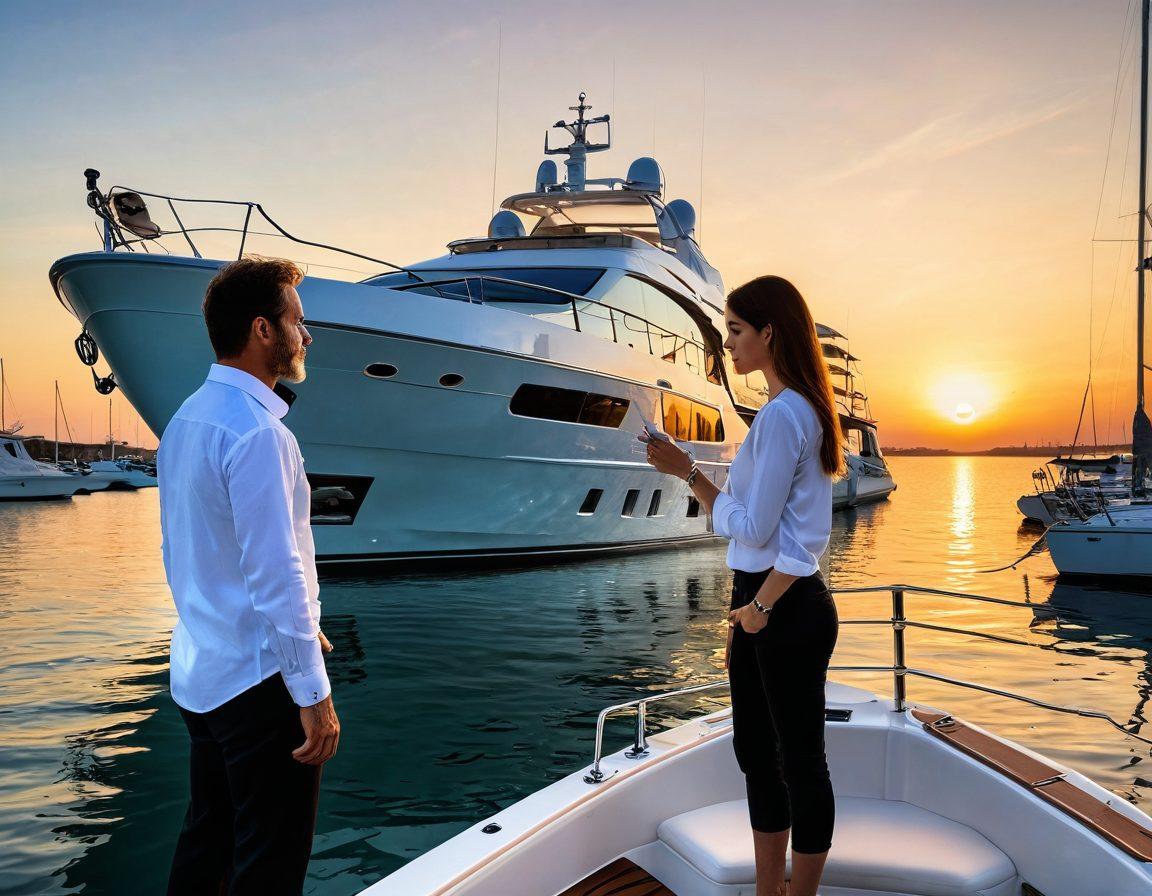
[544,92,611,191]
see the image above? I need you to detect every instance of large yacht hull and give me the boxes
[50,253,739,564]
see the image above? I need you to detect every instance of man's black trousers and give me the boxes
[167,674,321,896]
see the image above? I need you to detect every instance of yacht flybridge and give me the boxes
[49,94,893,565]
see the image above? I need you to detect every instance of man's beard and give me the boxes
[270,326,307,383]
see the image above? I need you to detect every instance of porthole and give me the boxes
[439,373,465,388]
[365,363,398,379]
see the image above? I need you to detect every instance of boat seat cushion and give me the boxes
[657,796,1018,896]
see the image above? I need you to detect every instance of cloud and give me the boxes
[825,89,1090,183]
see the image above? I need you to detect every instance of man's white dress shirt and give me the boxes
[158,364,330,713]
[712,387,832,577]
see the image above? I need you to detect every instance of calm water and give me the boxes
[3,456,1152,895]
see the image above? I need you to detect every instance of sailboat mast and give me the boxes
[1134,0,1152,499]
[1,357,5,433]
[54,380,59,466]
[1140,0,1148,411]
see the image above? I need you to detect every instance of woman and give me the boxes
[645,275,843,896]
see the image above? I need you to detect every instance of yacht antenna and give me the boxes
[545,92,611,191]
[489,22,503,215]
[1135,0,1152,497]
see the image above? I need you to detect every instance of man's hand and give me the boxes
[724,621,735,670]
[294,694,340,766]
[318,631,334,654]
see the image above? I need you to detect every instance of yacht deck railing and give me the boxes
[83,181,722,384]
[582,583,1152,784]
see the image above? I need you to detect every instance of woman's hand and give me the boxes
[729,602,768,634]
[643,436,694,479]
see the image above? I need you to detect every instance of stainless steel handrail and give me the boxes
[581,583,1152,784]
[392,274,717,379]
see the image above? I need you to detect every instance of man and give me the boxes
[159,256,340,895]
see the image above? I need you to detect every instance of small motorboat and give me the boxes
[367,584,1152,896]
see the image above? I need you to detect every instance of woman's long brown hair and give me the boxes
[727,276,845,477]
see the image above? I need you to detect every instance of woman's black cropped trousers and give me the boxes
[728,568,839,854]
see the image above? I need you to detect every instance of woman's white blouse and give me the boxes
[711,387,832,576]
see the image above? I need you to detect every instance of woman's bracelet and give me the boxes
[685,463,700,487]
[752,597,772,616]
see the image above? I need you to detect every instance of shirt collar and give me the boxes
[206,364,292,419]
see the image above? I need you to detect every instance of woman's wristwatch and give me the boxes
[752,597,772,616]
[685,463,701,487]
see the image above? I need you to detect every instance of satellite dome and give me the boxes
[536,160,558,192]
[624,157,664,195]
[488,210,525,239]
[665,199,697,237]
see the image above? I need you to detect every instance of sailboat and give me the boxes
[1046,2,1152,578]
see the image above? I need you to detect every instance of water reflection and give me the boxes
[4,459,1152,895]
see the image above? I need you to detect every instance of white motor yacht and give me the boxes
[49,95,893,565]
[367,585,1152,896]
[822,327,895,510]
[0,431,93,500]
[84,459,157,490]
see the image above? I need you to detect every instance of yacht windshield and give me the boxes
[366,267,604,303]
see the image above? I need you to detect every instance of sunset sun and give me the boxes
[929,373,996,428]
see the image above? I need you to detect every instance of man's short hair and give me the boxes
[202,256,304,359]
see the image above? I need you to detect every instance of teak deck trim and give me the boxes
[912,709,1152,862]
[558,858,675,896]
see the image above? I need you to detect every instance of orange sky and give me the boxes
[1,1,1148,451]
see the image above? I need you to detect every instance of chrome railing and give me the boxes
[82,177,723,383]
[84,176,415,278]
[391,274,718,381]
[582,583,1152,784]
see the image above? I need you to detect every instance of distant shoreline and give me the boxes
[882,444,1131,458]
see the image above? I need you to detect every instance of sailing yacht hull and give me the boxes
[50,253,739,564]
[1045,517,1152,578]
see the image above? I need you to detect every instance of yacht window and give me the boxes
[663,395,693,441]
[511,385,585,423]
[621,489,640,517]
[368,267,604,302]
[307,474,373,525]
[692,404,724,443]
[647,490,662,517]
[845,429,863,456]
[662,395,725,442]
[578,489,603,515]
[686,496,701,518]
[510,384,630,428]
[597,275,720,382]
[579,394,630,428]
[3,443,16,458]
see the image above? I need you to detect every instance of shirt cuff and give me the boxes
[711,491,735,539]
[773,553,819,577]
[284,665,331,707]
